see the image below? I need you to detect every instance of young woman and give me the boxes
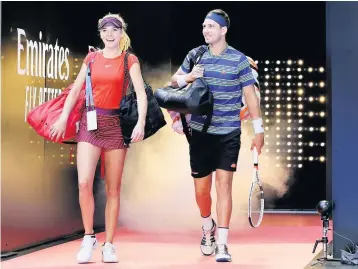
[49,13,148,263]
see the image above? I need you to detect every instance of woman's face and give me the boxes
[100,24,122,49]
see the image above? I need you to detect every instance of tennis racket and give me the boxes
[248,147,265,228]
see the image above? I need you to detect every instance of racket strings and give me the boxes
[249,151,264,228]
[250,184,262,214]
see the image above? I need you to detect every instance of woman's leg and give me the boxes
[101,147,127,263]
[77,141,101,234]
[103,147,127,243]
[76,141,101,263]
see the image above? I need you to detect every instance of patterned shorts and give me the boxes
[75,107,128,149]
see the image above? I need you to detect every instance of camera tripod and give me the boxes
[311,215,340,266]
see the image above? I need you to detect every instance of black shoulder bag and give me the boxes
[118,52,167,145]
[154,46,213,142]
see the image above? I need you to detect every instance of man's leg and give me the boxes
[215,169,234,238]
[193,173,217,256]
[213,128,241,262]
[215,169,234,261]
[190,130,216,255]
[193,174,213,221]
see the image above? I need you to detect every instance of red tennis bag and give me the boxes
[27,83,85,143]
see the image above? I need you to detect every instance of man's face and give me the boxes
[202,18,226,45]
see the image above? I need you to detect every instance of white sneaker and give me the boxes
[215,244,232,262]
[102,242,119,263]
[77,235,98,264]
[200,219,216,256]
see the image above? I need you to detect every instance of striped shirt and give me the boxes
[180,45,255,135]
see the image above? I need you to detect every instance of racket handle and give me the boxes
[253,147,258,164]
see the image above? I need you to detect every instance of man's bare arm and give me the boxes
[170,65,204,88]
[243,84,264,134]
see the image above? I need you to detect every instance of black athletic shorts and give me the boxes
[189,128,241,178]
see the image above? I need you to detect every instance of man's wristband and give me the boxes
[177,75,188,88]
[252,118,264,134]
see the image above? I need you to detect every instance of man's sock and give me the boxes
[202,214,213,230]
[217,227,229,245]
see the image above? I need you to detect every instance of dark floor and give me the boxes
[305,247,356,268]
[306,261,355,268]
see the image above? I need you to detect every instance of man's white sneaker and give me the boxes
[215,244,232,262]
[200,219,216,256]
[77,234,98,264]
[102,242,119,263]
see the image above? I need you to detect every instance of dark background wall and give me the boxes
[1,1,326,253]
[326,1,358,258]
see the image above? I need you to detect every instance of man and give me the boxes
[169,9,264,262]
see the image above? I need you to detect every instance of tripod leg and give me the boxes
[312,240,320,253]
[311,258,326,266]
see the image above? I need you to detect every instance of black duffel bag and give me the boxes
[154,46,213,140]
[154,77,213,116]
[119,52,167,145]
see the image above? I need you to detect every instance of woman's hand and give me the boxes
[50,115,68,141]
[131,121,145,143]
[128,60,148,144]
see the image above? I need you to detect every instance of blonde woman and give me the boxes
[49,13,148,263]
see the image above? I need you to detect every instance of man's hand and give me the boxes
[172,120,185,135]
[187,65,204,82]
[251,133,264,154]
[170,64,204,88]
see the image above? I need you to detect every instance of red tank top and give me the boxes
[83,51,139,109]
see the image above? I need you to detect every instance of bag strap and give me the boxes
[181,105,213,142]
[85,52,97,110]
[122,52,138,101]
[122,52,129,98]
[189,45,207,71]
[180,114,190,141]
[181,45,210,142]
[202,108,213,133]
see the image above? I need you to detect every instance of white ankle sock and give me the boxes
[217,227,229,245]
[202,215,213,230]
